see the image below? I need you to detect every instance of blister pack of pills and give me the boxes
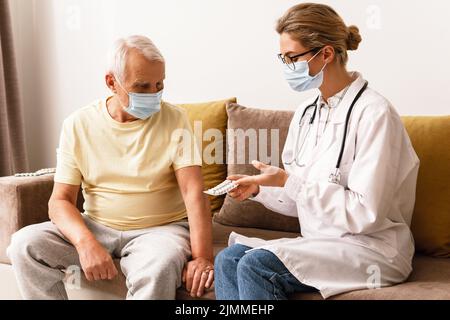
[204,180,238,196]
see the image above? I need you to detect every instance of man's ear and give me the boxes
[105,73,117,93]
[322,46,335,64]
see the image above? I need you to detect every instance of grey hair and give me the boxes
[107,35,165,83]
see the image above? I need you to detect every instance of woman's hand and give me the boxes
[227,174,260,202]
[227,160,289,202]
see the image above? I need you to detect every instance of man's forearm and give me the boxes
[184,192,214,262]
[48,200,97,249]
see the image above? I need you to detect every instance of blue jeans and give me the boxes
[214,244,317,300]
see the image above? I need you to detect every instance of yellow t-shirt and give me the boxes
[54,97,202,230]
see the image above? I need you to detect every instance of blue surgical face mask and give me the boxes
[117,80,163,120]
[283,49,327,92]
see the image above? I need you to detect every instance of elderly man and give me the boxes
[7,35,214,300]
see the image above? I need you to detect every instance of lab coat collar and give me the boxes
[319,83,351,109]
[327,72,367,124]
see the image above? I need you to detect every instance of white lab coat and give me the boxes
[229,73,420,299]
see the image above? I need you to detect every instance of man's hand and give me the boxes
[182,257,214,298]
[228,160,288,202]
[49,182,118,282]
[75,237,118,281]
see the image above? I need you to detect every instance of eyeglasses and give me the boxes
[278,48,320,71]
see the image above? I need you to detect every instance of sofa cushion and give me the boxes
[177,98,236,212]
[313,255,450,300]
[402,116,450,258]
[214,103,299,233]
[290,255,450,300]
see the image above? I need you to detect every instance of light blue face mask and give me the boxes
[283,49,327,92]
[117,80,163,120]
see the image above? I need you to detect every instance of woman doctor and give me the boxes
[214,3,420,300]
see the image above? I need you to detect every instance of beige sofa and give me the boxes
[0,103,449,300]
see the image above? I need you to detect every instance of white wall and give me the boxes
[9,0,450,170]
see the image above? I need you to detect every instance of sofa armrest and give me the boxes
[0,174,83,264]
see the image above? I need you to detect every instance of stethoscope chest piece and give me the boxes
[328,168,341,184]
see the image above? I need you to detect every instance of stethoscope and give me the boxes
[284,81,369,184]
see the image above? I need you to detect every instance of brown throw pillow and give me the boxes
[214,103,300,233]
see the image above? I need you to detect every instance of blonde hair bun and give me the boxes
[347,25,362,51]
[276,3,363,65]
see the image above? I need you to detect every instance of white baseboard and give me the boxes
[0,264,22,299]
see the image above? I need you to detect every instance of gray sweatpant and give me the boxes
[7,214,191,300]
